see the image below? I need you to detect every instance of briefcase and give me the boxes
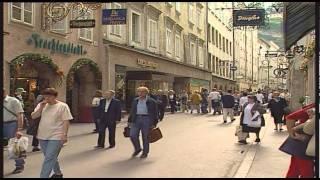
[123,126,130,138]
[148,127,163,143]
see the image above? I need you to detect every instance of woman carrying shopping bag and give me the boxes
[238,95,266,144]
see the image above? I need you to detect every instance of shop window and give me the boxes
[10,2,33,26]
[79,10,93,41]
[131,12,141,43]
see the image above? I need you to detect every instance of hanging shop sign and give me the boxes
[102,9,127,25]
[233,9,265,27]
[70,19,95,28]
[137,59,158,69]
[26,33,87,55]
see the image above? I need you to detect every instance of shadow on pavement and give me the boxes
[62,148,107,163]
[104,158,154,173]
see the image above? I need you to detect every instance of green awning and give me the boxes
[284,2,315,51]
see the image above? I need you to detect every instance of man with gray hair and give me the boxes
[96,90,122,149]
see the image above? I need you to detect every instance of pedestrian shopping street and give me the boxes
[4,112,290,178]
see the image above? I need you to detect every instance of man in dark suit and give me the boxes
[128,86,159,158]
[96,90,121,149]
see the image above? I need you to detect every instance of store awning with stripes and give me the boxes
[283,2,315,51]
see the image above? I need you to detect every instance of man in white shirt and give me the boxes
[31,88,73,178]
[208,88,221,115]
[3,88,25,174]
[256,90,264,104]
[239,92,249,111]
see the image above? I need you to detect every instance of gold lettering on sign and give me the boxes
[137,59,158,69]
[237,15,260,21]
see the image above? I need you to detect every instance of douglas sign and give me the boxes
[233,9,265,26]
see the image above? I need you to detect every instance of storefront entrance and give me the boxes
[66,59,102,123]
[9,53,60,116]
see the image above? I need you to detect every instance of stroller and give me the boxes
[233,99,241,116]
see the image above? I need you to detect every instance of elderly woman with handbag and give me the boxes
[238,95,266,144]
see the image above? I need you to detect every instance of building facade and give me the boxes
[207,4,237,92]
[102,2,211,110]
[3,2,105,123]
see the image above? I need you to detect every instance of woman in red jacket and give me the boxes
[285,103,315,178]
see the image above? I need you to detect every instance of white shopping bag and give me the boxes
[8,136,29,159]
[247,111,262,128]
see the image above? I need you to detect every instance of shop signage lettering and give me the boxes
[233,9,265,26]
[137,59,158,69]
[70,19,95,28]
[26,33,87,55]
[102,9,127,25]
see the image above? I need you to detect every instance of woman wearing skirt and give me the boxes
[239,95,266,144]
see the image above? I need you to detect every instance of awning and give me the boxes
[283,2,315,51]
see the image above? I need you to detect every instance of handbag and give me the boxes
[283,106,291,115]
[148,127,163,143]
[123,126,130,138]
[279,135,313,160]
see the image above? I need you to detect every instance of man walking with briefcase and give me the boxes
[128,86,159,159]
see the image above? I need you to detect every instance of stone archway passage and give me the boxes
[66,58,102,123]
[10,53,64,88]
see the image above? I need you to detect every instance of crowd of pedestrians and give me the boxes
[3,85,316,178]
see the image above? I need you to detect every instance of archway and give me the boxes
[66,58,102,123]
[9,53,64,118]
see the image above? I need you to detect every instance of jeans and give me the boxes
[15,158,25,169]
[130,116,151,155]
[3,121,17,139]
[39,140,63,178]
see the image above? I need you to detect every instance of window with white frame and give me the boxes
[111,3,121,36]
[175,2,181,13]
[226,39,229,54]
[10,2,33,25]
[199,46,204,67]
[215,30,218,47]
[166,28,172,54]
[148,19,157,48]
[51,17,67,34]
[196,8,202,29]
[212,55,216,73]
[79,11,93,41]
[175,34,181,59]
[132,12,141,43]
[190,42,196,65]
[188,3,194,23]
[223,37,225,52]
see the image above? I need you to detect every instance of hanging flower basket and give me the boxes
[10,53,65,87]
[66,58,102,90]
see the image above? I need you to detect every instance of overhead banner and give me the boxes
[102,9,127,25]
[233,9,265,27]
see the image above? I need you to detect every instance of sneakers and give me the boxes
[12,167,24,174]
[51,174,63,178]
[132,149,142,157]
[32,147,41,152]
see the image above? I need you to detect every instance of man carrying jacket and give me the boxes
[128,86,158,159]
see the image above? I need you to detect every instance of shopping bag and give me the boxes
[8,137,28,159]
[247,111,262,128]
[123,126,130,138]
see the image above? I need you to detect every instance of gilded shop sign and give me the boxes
[233,9,265,27]
[26,33,87,55]
[137,59,158,69]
